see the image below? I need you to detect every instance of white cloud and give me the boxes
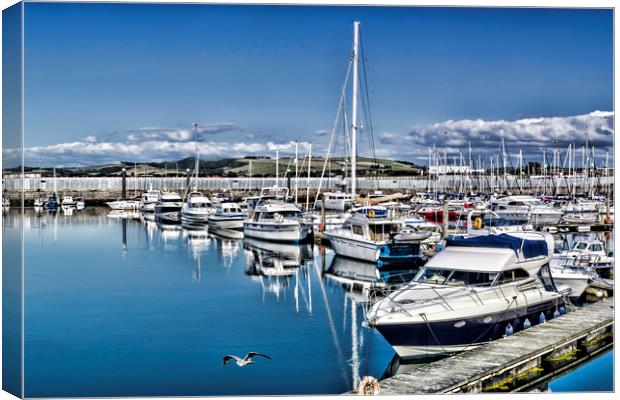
[15,111,614,167]
[408,111,613,151]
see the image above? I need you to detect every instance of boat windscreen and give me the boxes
[414,267,497,287]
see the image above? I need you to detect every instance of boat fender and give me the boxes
[559,305,566,315]
[473,216,483,230]
[539,312,546,324]
[523,318,531,329]
[357,376,380,395]
[505,323,513,336]
[368,209,376,218]
[553,309,561,318]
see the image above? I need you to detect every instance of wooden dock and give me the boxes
[375,298,614,394]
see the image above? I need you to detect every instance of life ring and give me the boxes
[368,209,376,218]
[473,216,483,230]
[357,376,380,395]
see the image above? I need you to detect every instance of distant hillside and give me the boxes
[12,156,424,177]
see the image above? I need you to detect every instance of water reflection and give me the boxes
[13,206,611,396]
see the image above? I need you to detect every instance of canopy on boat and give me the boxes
[446,233,548,259]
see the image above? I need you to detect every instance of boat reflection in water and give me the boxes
[324,256,385,299]
[244,238,313,300]
[209,230,243,270]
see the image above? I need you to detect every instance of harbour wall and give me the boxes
[2,175,614,201]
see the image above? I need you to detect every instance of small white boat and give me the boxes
[208,202,246,230]
[551,237,614,274]
[154,191,183,223]
[106,199,140,210]
[61,196,76,207]
[243,201,311,242]
[139,189,161,213]
[562,213,597,225]
[33,197,45,208]
[491,195,563,225]
[549,260,595,300]
[181,191,212,225]
[315,191,354,211]
[75,197,85,210]
[324,206,402,263]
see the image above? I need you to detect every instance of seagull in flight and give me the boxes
[222,352,272,367]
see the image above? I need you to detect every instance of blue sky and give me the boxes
[17,3,614,166]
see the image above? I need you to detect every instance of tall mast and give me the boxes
[350,21,360,200]
[294,140,299,204]
[275,148,279,188]
[306,141,312,211]
[193,123,199,190]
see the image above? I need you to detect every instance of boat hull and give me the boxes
[374,298,562,359]
[325,233,381,263]
[208,216,244,230]
[243,221,310,242]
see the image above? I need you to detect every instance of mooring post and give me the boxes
[121,168,127,200]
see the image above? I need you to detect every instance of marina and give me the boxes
[3,203,614,396]
[1,5,615,397]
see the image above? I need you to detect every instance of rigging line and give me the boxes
[315,58,353,205]
[359,28,378,167]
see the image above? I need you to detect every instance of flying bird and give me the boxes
[222,352,272,367]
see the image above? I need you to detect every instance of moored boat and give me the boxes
[366,231,568,359]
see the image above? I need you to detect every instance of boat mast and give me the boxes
[306,141,312,211]
[350,21,360,201]
[294,140,299,204]
[275,148,279,188]
[193,122,199,191]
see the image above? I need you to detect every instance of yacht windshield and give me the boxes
[414,267,497,287]
[573,242,588,250]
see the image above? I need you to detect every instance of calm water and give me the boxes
[17,207,393,397]
[5,207,612,396]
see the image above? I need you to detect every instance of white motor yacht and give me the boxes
[243,200,312,242]
[366,231,567,359]
[154,191,183,223]
[315,191,354,211]
[75,197,85,210]
[550,237,613,274]
[61,196,76,207]
[208,202,246,230]
[180,191,212,224]
[106,199,140,210]
[139,189,161,213]
[491,195,563,226]
[324,206,428,268]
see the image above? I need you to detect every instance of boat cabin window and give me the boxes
[414,268,497,287]
[496,268,530,284]
[573,242,588,250]
[537,264,557,291]
[369,224,400,242]
[352,225,364,236]
[588,244,603,252]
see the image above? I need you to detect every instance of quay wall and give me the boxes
[3,176,614,201]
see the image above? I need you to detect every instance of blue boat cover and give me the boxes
[446,234,548,259]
